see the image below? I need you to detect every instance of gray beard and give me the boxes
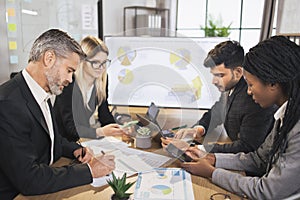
[45,69,62,96]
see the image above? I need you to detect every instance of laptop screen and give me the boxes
[136,102,161,130]
[146,102,160,122]
[136,103,176,138]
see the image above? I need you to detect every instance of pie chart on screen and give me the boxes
[118,69,134,84]
[117,46,136,66]
[151,185,172,195]
[169,48,191,70]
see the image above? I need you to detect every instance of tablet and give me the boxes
[166,143,193,162]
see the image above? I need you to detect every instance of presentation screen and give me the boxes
[105,36,227,109]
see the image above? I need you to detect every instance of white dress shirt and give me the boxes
[22,69,55,165]
[274,101,287,127]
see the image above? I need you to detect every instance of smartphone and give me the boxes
[161,129,175,138]
[165,143,193,162]
[120,120,139,128]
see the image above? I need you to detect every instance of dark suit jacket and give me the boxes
[198,78,277,153]
[0,73,92,199]
[54,78,115,141]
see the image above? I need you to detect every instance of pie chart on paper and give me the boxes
[151,185,172,195]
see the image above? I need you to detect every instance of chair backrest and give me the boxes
[10,72,19,79]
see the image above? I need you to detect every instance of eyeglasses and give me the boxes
[210,193,231,200]
[85,59,111,69]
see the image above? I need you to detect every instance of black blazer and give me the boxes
[54,77,115,141]
[198,77,277,153]
[0,73,92,199]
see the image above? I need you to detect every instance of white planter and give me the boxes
[135,135,152,149]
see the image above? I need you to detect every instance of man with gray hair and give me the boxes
[0,29,115,199]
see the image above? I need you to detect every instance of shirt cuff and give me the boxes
[197,144,207,152]
[87,163,93,177]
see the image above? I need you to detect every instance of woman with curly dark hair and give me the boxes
[181,36,300,199]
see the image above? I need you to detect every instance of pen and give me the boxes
[171,124,187,131]
[76,147,85,160]
[101,150,110,176]
[77,139,85,159]
[81,147,85,158]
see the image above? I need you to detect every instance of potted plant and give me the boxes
[107,172,136,200]
[135,126,152,149]
[202,15,232,37]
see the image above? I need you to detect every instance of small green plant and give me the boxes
[136,126,151,137]
[202,15,232,37]
[107,172,136,200]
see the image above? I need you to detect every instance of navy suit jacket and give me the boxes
[0,73,92,199]
[198,78,277,153]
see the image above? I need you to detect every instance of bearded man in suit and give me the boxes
[0,29,115,199]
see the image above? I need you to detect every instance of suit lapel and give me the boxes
[88,87,96,111]
[15,73,50,135]
[226,78,246,114]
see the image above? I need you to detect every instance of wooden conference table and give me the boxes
[16,107,243,200]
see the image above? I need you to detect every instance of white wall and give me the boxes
[1,0,99,84]
[102,0,177,36]
[1,0,177,84]
[0,0,10,84]
[277,0,300,34]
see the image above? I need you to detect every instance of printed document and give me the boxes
[81,137,171,187]
[134,168,194,200]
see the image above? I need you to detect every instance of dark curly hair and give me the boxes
[243,35,300,174]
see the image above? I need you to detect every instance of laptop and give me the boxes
[136,102,175,138]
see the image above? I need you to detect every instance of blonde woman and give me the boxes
[54,36,125,141]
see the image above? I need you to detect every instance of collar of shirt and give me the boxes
[228,88,235,96]
[22,69,51,105]
[274,101,288,125]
